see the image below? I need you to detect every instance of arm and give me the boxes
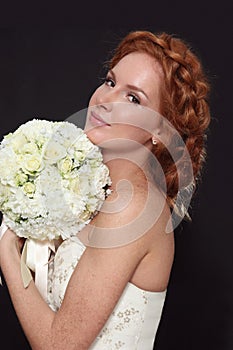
[0,221,150,349]
[0,229,55,349]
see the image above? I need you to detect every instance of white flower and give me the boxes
[57,156,73,176]
[15,172,28,186]
[21,154,44,174]
[68,177,80,194]
[0,119,111,241]
[43,140,67,164]
[6,132,27,152]
[23,182,36,197]
[21,141,39,155]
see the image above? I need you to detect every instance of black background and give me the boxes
[0,1,232,349]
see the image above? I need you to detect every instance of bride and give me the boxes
[0,30,210,349]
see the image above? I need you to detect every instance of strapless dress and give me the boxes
[48,236,166,349]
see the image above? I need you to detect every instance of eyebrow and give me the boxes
[126,84,149,100]
[108,69,149,100]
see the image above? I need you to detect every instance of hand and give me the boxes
[0,226,25,260]
[0,226,27,294]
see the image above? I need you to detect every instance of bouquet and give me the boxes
[0,119,111,299]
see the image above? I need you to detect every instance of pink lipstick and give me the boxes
[89,111,111,127]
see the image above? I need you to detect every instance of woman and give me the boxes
[0,30,210,349]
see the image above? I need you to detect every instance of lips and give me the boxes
[89,111,111,127]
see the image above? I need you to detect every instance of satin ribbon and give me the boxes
[21,238,55,301]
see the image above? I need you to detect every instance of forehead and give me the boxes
[113,52,164,82]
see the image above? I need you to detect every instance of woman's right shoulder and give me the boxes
[78,180,173,249]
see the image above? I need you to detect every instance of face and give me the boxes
[84,52,164,150]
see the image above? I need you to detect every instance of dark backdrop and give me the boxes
[0,1,232,349]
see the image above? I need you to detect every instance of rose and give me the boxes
[21,155,44,174]
[43,140,67,164]
[57,156,73,176]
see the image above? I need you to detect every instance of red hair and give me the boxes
[108,30,211,210]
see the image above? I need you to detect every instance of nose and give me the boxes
[95,90,115,112]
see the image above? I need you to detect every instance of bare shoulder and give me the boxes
[78,180,173,251]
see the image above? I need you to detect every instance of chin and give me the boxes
[85,127,110,146]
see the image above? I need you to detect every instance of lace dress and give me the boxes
[48,236,166,350]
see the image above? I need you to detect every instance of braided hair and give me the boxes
[108,30,211,213]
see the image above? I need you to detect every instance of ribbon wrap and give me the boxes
[21,238,55,301]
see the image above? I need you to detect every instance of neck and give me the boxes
[101,147,152,192]
[97,135,156,193]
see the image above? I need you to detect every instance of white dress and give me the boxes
[48,236,166,350]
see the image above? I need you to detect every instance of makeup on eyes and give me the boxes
[104,70,149,105]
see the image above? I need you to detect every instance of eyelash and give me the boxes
[104,77,115,87]
[104,76,141,105]
[127,93,140,104]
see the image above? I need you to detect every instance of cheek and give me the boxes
[85,128,115,147]
[112,125,151,144]
[112,106,159,135]
[88,92,97,107]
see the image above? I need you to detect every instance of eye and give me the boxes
[128,93,140,104]
[104,77,115,87]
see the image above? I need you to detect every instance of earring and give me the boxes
[152,138,157,145]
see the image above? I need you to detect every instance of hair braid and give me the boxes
[156,33,210,187]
